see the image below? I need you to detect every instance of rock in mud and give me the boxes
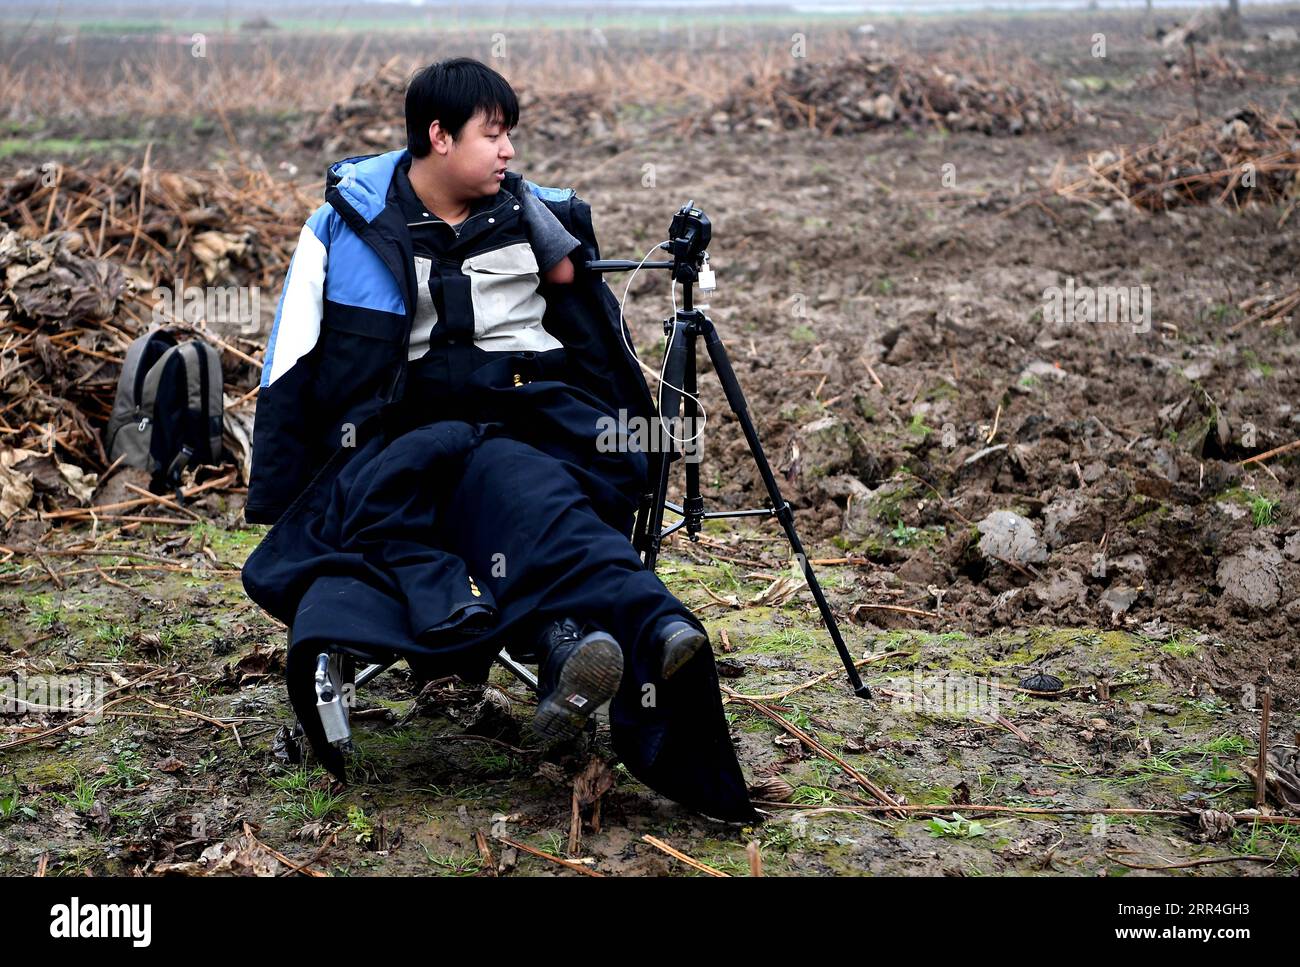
[1216,545,1285,612]
[1034,569,1086,608]
[1283,531,1300,562]
[1099,584,1140,615]
[977,510,1048,566]
[1111,553,1147,581]
[1043,494,1105,548]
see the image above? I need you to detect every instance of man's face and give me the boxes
[434,109,515,200]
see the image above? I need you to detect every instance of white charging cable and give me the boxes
[615,240,707,447]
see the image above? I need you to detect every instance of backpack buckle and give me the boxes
[166,445,194,503]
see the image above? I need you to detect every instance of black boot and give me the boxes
[532,618,623,744]
[656,618,710,679]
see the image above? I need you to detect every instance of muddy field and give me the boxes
[2,8,1299,877]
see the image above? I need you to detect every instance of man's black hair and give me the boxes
[405,57,519,157]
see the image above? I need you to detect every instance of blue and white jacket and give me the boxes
[245,148,656,526]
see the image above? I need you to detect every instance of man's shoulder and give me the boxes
[303,202,341,242]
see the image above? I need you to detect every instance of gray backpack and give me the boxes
[105,328,225,499]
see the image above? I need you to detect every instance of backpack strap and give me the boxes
[176,339,226,464]
[105,327,176,463]
[202,343,224,461]
[138,343,183,437]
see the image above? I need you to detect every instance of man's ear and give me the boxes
[428,120,452,156]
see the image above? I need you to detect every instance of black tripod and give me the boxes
[586,202,870,700]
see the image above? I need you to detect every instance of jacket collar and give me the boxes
[326,149,408,224]
[327,147,525,229]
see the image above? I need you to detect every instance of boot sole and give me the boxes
[661,625,709,679]
[531,632,623,744]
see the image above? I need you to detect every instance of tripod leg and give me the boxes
[641,317,691,572]
[682,328,704,537]
[700,319,870,698]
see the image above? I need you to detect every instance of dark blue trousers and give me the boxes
[397,348,685,669]
[438,433,687,664]
[244,348,756,821]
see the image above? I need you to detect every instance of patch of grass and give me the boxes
[1160,640,1198,659]
[466,748,513,776]
[1108,733,1251,791]
[759,824,800,852]
[0,788,38,823]
[538,831,566,857]
[109,805,152,828]
[416,782,494,804]
[790,785,837,806]
[1069,75,1112,92]
[267,766,328,794]
[1233,820,1300,871]
[696,851,754,876]
[863,479,920,526]
[269,766,345,824]
[1249,495,1278,528]
[749,627,817,655]
[1188,696,1233,717]
[777,703,816,734]
[419,844,482,875]
[28,594,64,632]
[92,621,130,651]
[347,728,422,782]
[928,813,987,839]
[923,380,959,403]
[888,520,927,547]
[1191,758,1239,787]
[1207,303,1236,325]
[714,561,743,594]
[919,786,955,806]
[346,804,375,847]
[1195,735,1251,758]
[53,771,108,813]
[274,788,347,824]
[106,749,150,789]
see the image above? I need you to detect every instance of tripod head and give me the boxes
[667,201,710,286]
[584,200,713,295]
